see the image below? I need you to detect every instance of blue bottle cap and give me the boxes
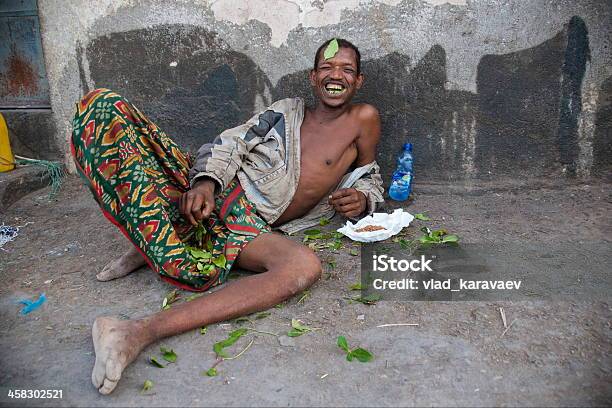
[403,143,413,151]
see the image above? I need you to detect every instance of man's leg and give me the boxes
[71,88,214,290]
[96,245,146,281]
[91,233,321,394]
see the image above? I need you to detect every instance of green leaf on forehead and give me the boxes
[324,39,339,60]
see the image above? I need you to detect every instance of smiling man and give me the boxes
[71,38,383,394]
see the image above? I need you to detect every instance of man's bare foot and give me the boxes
[97,246,146,281]
[91,317,150,395]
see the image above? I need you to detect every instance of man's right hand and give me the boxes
[179,179,216,225]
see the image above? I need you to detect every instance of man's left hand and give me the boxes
[328,188,367,218]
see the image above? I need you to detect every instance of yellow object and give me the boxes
[0,113,15,172]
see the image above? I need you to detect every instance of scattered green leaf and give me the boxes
[397,238,408,248]
[328,240,343,251]
[232,316,251,325]
[304,229,322,236]
[254,311,271,320]
[287,318,314,337]
[149,356,165,368]
[308,242,324,250]
[442,234,459,243]
[360,294,381,304]
[349,282,363,291]
[345,293,381,305]
[141,380,153,393]
[161,289,180,310]
[297,290,310,305]
[213,328,248,358]
[418,227,460,246]
[205,367,218,377]
[414,213,431,221]
[319,218,330,226]
[349,248,359,256]
[337,336,350,352]
[324,38,339,60]
[350,347,373,362]
[327,259,337,269]
[336,336,373,363]
[160,346,177,363]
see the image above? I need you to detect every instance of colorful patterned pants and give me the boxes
[71,88,271,291]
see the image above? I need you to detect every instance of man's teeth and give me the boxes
[325,84,345,95]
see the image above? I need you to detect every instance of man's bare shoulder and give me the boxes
[352,103,380,120]
[350,103,381,141]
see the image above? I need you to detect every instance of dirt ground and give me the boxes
[0,174,610,407]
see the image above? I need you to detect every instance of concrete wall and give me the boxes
[33,0,611,182]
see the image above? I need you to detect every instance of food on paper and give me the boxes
[355,225,387,233]
[337,209,414,242]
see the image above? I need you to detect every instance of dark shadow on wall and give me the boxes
[85,25,273,152]
[477,16,590,179]
[83,18,598,182]
[592,75,612,177]
[557,16,591,175]
[476,29,567,179]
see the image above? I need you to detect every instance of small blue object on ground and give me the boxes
[18,293,47,315]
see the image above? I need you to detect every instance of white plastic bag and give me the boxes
[337,209,414,242]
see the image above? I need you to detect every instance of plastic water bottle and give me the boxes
[389,143,413,201]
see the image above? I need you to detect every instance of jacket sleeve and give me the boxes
[352,161,385,215]
[188,109,276,191]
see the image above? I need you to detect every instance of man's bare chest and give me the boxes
[300,120,359,167]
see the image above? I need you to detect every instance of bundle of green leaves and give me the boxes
[187,246,226,275]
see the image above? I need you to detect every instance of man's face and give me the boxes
[309,46,364,108]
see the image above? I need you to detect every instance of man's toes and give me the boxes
[98,357,123,395]
[96,264,115,281]
[96,272,114,282]
[91,356,106,388]
[99,377,119,395]
[105,355,124,383]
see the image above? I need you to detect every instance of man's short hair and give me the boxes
[313,38,361,74]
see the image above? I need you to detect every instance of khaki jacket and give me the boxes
[189,98,385,234]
